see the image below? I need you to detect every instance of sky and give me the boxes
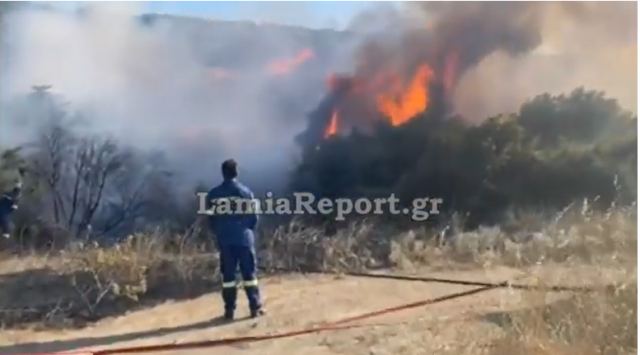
[51,1,380,30]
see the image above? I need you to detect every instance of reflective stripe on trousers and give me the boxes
[222,281,237,288]
[243,279,258,287]
[222,279,258,288]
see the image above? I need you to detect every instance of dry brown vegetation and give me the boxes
[0,203,636,354]
[486,284,636,355]
[482,205,637,355]
[0,231,218,328]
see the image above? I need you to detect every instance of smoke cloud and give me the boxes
[448,2,637,120]
[0,2,635,194]
[357,2,635,120]
[0,3,354,192]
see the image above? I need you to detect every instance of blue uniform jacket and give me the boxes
[206,179,258,247]
[0,194,18,234]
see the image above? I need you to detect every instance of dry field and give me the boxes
[0,204,636,355]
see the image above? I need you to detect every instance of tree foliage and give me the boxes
[292,88,637,227]
[2,87,187,245]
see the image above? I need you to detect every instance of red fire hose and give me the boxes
[15,271,608,355]
[70,284,500,355]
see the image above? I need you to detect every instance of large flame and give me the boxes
[324,109,339,138]
[267,48,315,76]
[376,64,434,126]
[321,63,438,139]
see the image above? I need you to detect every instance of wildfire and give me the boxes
[376,64,434,126]
[267,48,315,76]
[324,109,339,138]
[320,62,439,140]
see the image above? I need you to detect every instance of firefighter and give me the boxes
[0,184,21,239]
[206,159,263,320]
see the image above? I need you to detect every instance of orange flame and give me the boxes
[376,64,433,126]
[267,48,315,76]
[324,109,339,138]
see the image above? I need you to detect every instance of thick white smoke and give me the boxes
[0,3,356,191]
[0,2,635,192]
[451,2,637,120]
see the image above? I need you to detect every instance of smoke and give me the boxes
[1,2,635,194]
[449,2,637,120]
[288,2,636,226]
[354,2,544,82]
[295,2,636,146]
[297,2,548,145]
[0,3,354,192]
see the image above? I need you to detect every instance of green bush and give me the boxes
[292,88,637,227]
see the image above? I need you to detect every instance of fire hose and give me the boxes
[335,270,604,293]
[24,268,611,355]
[53,284,499,355]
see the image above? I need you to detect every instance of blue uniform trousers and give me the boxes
[219,244,262,312]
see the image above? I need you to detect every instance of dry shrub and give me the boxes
[488,282,636,355]
[415,202,636,269]
[258,203,635,273]
[61,237,157,314]
[61,231,218,312]
[441,203,637,355]
[260,219,394,272]
[1,231,217,328]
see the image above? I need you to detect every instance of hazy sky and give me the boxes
[50,1,382,29]
[1,1,635,190]
[149,1,382,29]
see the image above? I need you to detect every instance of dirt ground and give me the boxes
[0,264,626,355]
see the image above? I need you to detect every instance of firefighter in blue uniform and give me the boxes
[0,185,21,239]
[206,159,263,320]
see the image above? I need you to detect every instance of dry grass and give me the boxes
[0,231,217,328]
[418,203,636,355]
[261,202,636,272]
[0,203,636,355]
[259,219,394,272]
[483,281,636,355]
[261,203,636,355]
[481,205,637,355]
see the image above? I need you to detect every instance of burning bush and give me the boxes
[292,88,636,227]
